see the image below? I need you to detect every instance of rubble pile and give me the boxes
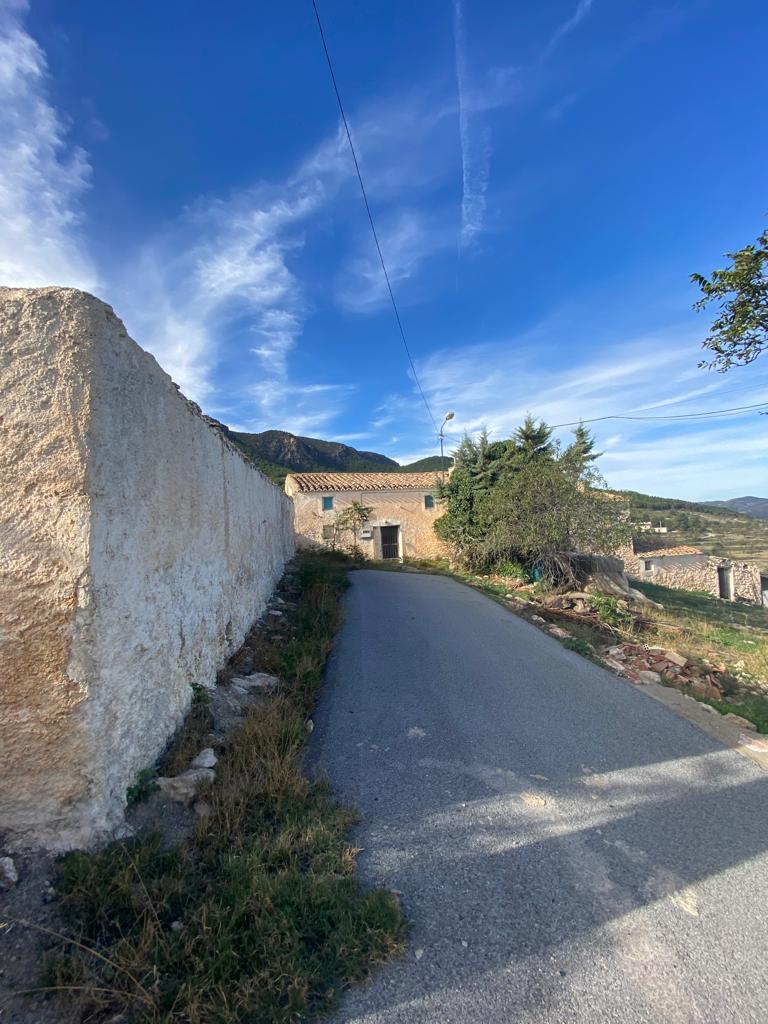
[599,642,725,700]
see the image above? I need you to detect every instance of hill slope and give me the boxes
[399,455,454,472]
[206,425,452,484]
[226,430,397,484]
[621,490,768,571]
[705,496,768,520]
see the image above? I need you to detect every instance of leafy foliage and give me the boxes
[435,419,629,582]
[588,593,634,629]
[692,227,768,371]
[125,768,159,806]
[334,502,374,552]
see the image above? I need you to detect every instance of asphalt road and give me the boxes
[308,570,768,1024]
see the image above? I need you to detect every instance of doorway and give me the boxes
[717,566,734,601]
[380,525,400,560]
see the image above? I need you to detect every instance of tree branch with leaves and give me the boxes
[692,228,768,371]
[334,501,374,554]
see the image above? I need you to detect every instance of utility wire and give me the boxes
[309,0,438,434]
[439,399,768,440]
[551,401,768,428]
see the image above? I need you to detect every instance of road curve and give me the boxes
[308,570,768,1024]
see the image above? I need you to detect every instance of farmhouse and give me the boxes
[285,472,449,561]
[623,541,767,606]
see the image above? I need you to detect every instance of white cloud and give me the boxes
[233,381,356,436]
[542,0,595,61]
[116,178,329,407]
[383,316,768,500]
[453,0,492,249]
[117,84,473,414]
[336,209,454,312]
[330,432,374,443]
[0,0,97,288]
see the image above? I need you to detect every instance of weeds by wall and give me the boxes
[39,553,405,1024]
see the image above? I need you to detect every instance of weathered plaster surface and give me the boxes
[287,485,448,560]
[0,288,294,849]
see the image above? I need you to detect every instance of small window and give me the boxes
[643,559,653,571]
[322,496,334,511]
[322,524,335,540]
[424,494,435,510]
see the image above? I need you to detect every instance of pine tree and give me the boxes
[563,421,602,481]
[513,414,554,460]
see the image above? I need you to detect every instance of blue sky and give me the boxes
[2,0,767,499]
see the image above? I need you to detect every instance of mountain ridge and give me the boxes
[704,496,768,520]
[206,425,453,483]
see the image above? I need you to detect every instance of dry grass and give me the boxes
[631,580,768,682]
[42,552,406,1023]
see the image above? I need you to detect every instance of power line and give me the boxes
[309,0,438,434]
[551,401,768,428]
[440,398,768,439]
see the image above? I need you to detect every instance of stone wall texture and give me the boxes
[626,553,762,604]
[288,486,449,561]
[0,288,294,849]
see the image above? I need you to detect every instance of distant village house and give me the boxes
[285,472,449,561]
[623,541,768,606]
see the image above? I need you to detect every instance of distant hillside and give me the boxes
[208,427,397,484]
[705,496,768,520]
[399,455,454,472]
[205,424,450,483]
[620,490,768,571]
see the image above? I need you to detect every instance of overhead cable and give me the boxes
[309,0,439,433]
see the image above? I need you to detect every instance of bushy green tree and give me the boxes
[435,417,629,581]
[513,413,555,460]
[562,421,602,482]
[692,228,768,371]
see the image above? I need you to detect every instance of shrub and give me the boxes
[589,593,634,629]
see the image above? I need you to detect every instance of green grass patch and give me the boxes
[702,696,768,734]
[631,579,768,632]
[45,550,406,1023]
[156,684,214,778]
[125,768,159,807]
[588,593,634,629]
[560,636,602,664]
[629,578,768,685]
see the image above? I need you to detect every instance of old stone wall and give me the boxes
[729,563,762,603]
[290,488,448,560]
[631,557,762,604]
[0,288,294,849]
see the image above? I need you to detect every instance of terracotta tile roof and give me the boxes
[286,471,440,493]
[634,544,703,558]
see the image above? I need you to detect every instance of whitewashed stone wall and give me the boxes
[0,288,294,850]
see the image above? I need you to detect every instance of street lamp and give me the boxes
[439,411,455,478]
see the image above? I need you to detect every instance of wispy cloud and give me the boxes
[120,84,475,411]
[330,432,374,443]
[336,208,453,311]
[453,0,492,249]
[0,0,97,288]
[542,0,595,61]
[383,315,768,500]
